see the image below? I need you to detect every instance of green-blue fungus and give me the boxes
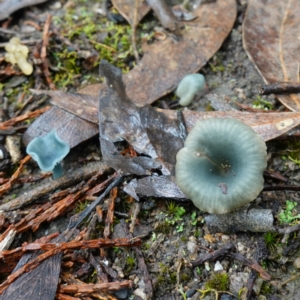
[176,118,267,214]
[26,130,70,179]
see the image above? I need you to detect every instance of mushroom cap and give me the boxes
[175,74,205,106]
[26,130,70,172]
[175,118,267,214]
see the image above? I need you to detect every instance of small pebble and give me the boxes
[293,257,300,269]
[253,277,264,295]
[50,1,62,10]
[187,241,197,254]
[221,234,230,242]
[133,288,148,300]
[214,261,223,272]
[230,272,249,294]
[237,242,245,252]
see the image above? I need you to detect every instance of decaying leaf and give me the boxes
[98,60,184,177]
[0,0,48,21]
[0,252,62,300]
[161,109,300,142]
[111,0,151,26]
[30,89,99,124]
[243,0,300,111]
[124,0,237,106]
[23,106,98,148]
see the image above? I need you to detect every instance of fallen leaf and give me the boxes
[161,109,300,142]
[23,106,98,148]
[243,0,300,111]
[124,0,237,106]
[30,89,99,124]
[0,252,62,300]
[111,0,151,26]
[0,0,48,21]
[98,60,184,176]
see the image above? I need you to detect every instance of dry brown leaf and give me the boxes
[30,89,99,124]
[111,0,151,26]
[23,106,98,148]
[124,0,237,106]
[161,109,300,142]
[243,0,300,111]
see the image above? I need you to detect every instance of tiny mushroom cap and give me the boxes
[175,118,267,214]
[26,130,70,178]
[175,73,205,106]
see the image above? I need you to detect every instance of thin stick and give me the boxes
[132,0,140,63]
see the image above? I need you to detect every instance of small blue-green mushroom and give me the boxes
[175,118,267,214]
[26,130,70,179]
[175,73,205,106]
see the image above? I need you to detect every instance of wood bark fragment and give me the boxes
[259,82,300,95]
[57,280,132,294]
[0,162,109,211]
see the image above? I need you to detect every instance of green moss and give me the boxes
[125,253,136,272]
[260,282,272,295]
[181,236,187,242]
[73,200,90,213]
[204,272,229,290]
[209,53,225,73]
[52,3,138,73]
[156,263,177,284]
[50,50,81,88]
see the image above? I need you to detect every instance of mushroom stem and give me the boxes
[53,163,64,179]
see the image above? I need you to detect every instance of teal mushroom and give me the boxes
[26,130,70,179]
[175,74,205,106]
[175,118,267,214]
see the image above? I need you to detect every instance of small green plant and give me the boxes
[151,232,157,241]
[196,267,202,276]
[176,223,184,233]
[178,284,187,300]
[279,200,300,223]
[156,204,186,234]
[288,156,300,166]
[166,201,185,216]
[264,232,278,251]
[252,96,273,110]
[191,211,198,226]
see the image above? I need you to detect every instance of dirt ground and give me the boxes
[1,0,300,300]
